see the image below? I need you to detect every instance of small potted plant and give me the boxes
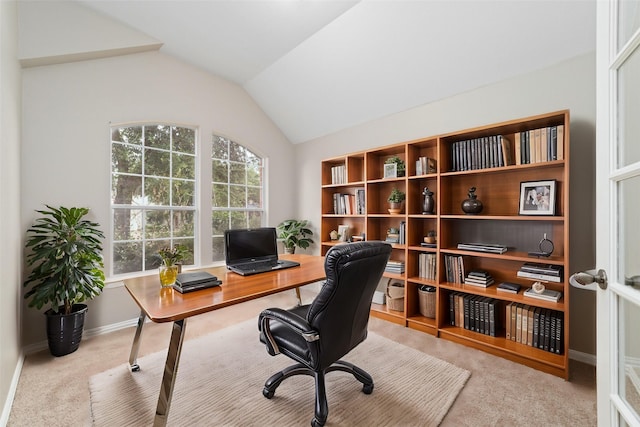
[23,205,105,356]
[277,219,314,254]
[384,155,406,177]
[424,230,437,244]
[387,188,406,214]
[157,244,190,287]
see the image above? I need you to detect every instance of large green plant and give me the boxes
[23,206,105,315]
[276,219,314,252]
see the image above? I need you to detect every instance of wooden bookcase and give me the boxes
[320,110,571,379]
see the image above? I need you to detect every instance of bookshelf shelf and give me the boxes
[320,110,570,379]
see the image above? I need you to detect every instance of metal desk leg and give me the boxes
[153,318,187,427]
[129,311,147,372]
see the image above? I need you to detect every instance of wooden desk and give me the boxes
[124,254,326,427]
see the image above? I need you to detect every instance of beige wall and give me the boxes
[294,52,597,356]
[20,50,298,347]
[0,0,22,423]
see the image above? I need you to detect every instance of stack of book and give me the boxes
[496,282,522,294]
[415,156,436,175]
[385,260,405,274]
[172,271,222,293]
[457,242,507,254]
[516,262,563,283]
[464,270,494,288]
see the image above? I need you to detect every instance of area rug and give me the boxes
[89,319,470,426]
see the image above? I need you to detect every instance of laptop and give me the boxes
[224,227,300,276]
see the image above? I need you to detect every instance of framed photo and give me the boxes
[337,224,350,242]
[383,163,397,179]
[519,180,556,215]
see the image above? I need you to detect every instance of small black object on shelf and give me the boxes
[461,187,483,214]
[528,233,554,258]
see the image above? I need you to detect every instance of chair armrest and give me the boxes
[259,308,319,355]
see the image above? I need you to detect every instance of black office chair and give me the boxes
[258,241,392,427]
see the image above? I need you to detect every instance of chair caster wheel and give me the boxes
[263,388,274,399]
[362,383,374,394]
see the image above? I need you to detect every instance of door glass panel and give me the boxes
[618,0,640,50]
[618,176,640,288]
[618,298,640,420]
[617,45,640,167]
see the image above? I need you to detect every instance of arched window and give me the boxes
[211,135,265,262]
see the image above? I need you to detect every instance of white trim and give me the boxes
[569,349,597,366]
[1,352,24,426]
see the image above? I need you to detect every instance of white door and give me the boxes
[596,1,640,425]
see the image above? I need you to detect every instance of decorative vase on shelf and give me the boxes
[388,202,403,215]
[422,187,435,214]
[461,186,483,214]
[159,264,179,287]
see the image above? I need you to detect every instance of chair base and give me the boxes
[262,360,374,427]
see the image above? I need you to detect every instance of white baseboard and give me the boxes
[1,352,24,427]
[569,348,596,366]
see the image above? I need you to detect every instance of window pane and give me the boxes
[172,152,195,179]
[212,136,229,160]
[113,241,142,274]
[145,177,170,206]
[113,208,143,240]
[144,125,170,149]
[230,211,248,229]
[247,187,262,208]
[173,180,195,206]
[112,143,142,174]
[229,185,246,208]
[146,210,171,239]
[173,210,194,237]
[247,163,261,186]
[112,175,142,205]
[618,1,640,51]
[112,126,142,145]
[145,240,166,270]
[229,140,246,162]
[230,163,246,185]
[212,236,225,262]
[248,211,262,228]
[212,183,228,207]
[212,211,230,235]
[145,148,171,177]
[174,238,195,265]
[212,159,228,183]
[172,127,195,154]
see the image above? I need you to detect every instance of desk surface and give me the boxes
[124,254,326,323]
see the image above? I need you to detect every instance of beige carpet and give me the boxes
[89,319,470,426]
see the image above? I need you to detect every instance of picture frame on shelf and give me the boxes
[337,224,350,242]
[519,180,556,215]
[383,163,397,179]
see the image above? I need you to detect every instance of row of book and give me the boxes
[506,303,563,354]
[443,255,465,284]
[514,125,564,165]
[450,135,511,172]
[385,260,405,274]
[331,189,365,215]
[330,164,347,185]
[448,293,500,337]
[415,156,437,175]
[417,253,437,280]
[516,262,563,283]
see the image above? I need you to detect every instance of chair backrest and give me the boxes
[307,241,392,368]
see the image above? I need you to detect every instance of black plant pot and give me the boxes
[45,304,88,357]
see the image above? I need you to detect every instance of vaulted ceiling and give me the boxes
[78,0,596,144]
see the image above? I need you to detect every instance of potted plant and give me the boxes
[157,244,190,287]
[387,188,406,214]
[276,219,314,254]
[23,205,105,357]
[424,230,437,244]
[384,155,406,177]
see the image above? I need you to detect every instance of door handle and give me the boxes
[570,269,608,290]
